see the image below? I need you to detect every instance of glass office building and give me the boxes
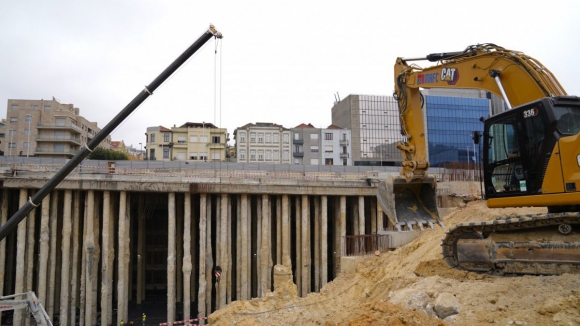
[425,95,489,167]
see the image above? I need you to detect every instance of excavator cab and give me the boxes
[483,96,580,210]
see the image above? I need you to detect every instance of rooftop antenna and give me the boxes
[336,92,341,101]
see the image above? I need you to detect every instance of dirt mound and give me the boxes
[210,201,580,326]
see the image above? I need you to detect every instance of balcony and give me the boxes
[293,139,304,145]
[293,151,304,157]
[87,130,96,139]
[208,143,226,149]
[37,122,82,134]
[340,153,349,158]
[36,135,81,145]
[35,147,78,157]
[340,139,349,146]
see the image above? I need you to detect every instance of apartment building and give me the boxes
[291,124,352,165]
[145,122,228,161]
[234,122,292,164]
[0,119,5,154]
[4,99,111,158]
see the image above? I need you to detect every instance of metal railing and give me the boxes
[37,122,83,133]
[342,234,392,257]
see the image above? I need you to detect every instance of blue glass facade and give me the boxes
[426,95,489,167]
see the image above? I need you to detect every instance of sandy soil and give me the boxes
[209,201,580,326]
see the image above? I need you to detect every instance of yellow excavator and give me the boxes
[377,43,580,275]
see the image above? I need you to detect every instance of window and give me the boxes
[44,105,51,111]
[11,104,18,110]
[325,133,333,140]
[343,159,347,166]
[9,142,15,148]
[294,133,300,140]
[151,133,156,142]
[240,132,246,143]
[325,145,333,152]
[311,158,319,165]
[33,105,38,110]
[10,117,17,123]
[178,136,186,143]
[283,133,289,144]
[325,158,333,165]
[240,149,246,160]
[212,152,220,160]
[200,136,208,143]
[9,130,15,137]
[295,159,300,164]
[150,149,155,159]
[200,152,208,160]
[177,152,186,160]
[55,118,65,127]
[25,129,30,135]
[310,134,319,140]
[54,144,64,152]
[273,150,279,160]
[343,133,347,140]
[266,133,271,143]
[294,145,301,153]
[212,136,220,144]
[190,152,198,160]
[163,147,169,159]
[311,146,319,152]
[266,150,272,161]
[283,150,289,161]
[164,133,170,142]
[190,135,198,143]
[250,133,256,142]
[25,115,32,122]
[258,150,264,161]
[273,133,279,143]
[258,133,264,143]
[250,150,256,160]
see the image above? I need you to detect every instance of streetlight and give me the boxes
[26,114,32,157]
[139,143,142,160]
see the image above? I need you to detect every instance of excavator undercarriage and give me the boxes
[442,212,580,275]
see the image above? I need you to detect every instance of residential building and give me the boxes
[145,122,228,161]
[234,122,292,164]
[0,119,5,154]
[4,99,111,158]
[332,95,402,166]
[111,140,127,153]
[291,124,352,165]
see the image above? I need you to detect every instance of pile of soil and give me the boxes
[209,201,580,325]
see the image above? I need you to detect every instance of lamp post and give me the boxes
[202,121,205,161]
[26,114,32,157]
[139,143,142,160]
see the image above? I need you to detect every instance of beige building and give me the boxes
[145,122,228,161]
[234,122,292,164]
[4,99,111,158]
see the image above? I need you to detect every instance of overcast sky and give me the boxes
[1,1,579,148]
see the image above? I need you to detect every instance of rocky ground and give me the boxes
[209,201,580,326]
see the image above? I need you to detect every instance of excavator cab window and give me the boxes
[555,106,580,135]
[485,114,525,194]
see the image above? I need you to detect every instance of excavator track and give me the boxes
[442,212,580,275]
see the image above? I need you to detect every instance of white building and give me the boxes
[234,122,292,164]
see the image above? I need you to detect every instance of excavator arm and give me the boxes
[394,43,566,180]
[378,44,567,231]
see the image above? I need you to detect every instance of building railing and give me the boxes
[341,234,391,257]
[36,135,81,143]
[37,122,83,133]
[293,152,304,157]
[339,140,349,146]
[35,147,77,154]
[340,153,349,158]
[293,139,304,145]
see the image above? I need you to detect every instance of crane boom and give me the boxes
[0,24,222,242]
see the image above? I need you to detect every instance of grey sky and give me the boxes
[1,0,579,149]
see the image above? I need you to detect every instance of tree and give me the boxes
[87,147,129,160]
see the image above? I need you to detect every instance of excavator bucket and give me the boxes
[377,176,442,231]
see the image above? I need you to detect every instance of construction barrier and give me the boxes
[159,316,207,326]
